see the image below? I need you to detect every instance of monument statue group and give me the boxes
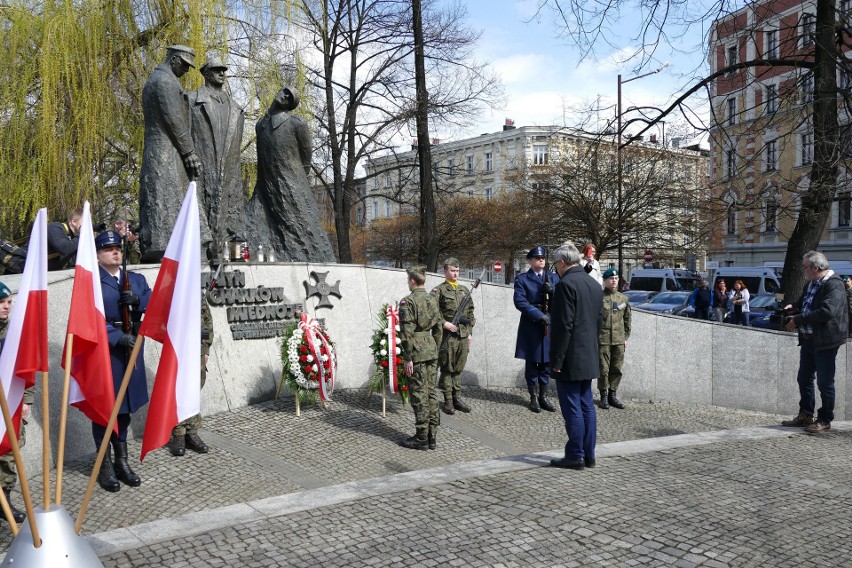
[138,45,335,264]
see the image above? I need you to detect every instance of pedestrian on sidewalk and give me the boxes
[781,251,848,433]
[433,257,475,415]
[513,246,559,413]
[598,268,631,410]
[399,265,443,450]
[549,241,602,470]
[689,279,712,321]
[712,279,728,323]
[729,280,750,326]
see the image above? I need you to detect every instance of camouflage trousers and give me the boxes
[0,421,26,492]
[172,354,207,436]
[439,336,469,396]
[409,359,439,437]
[598,343,626,393]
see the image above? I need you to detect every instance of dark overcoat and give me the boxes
[513,268,560,362]
[100,267,152,414]
[550,265,604,382]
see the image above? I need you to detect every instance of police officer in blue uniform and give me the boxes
[94,231,152,492]
[513,246,560,413]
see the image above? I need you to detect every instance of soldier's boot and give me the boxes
[428,434,437,450]
[96,445,120,493]
[400,430,429,451]
[528,386,541,413]
[608,389,625,410]
[185,432,209,454]
[452,394,471,413]
[441,394,455,415]
[599,390,609,409]
[2,489,25,523]
[113,442,141,487]
[538,385,556,413]
[168,434,186,457]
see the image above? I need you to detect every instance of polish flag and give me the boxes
[62,202,115,428]
[139,182,200,461]
[0,209,48,456]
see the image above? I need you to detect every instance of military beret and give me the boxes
[602,268,619,279]
[95,231,122,250]
[527,246,546,260]
[443,257,460,268]
[0,281,11,300]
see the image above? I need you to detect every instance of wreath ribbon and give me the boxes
[386,305,399,393]
[299,313,335,401]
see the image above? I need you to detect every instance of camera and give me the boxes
[768,304,797,330]
[92,222,108,233]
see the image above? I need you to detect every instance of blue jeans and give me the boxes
[555,379,596,461]
[796,338,839,422]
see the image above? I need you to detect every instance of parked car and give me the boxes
[623,290,657,306]
[633,291,691,315]
[738,294,780,329]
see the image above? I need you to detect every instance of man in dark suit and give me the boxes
[549,241,603,470]
[94,231,152,491]
[513,246,560,413]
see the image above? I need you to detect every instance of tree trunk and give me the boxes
[412,0,438,271]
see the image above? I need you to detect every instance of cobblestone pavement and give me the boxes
[2,387,833,566]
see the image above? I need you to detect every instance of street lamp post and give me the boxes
[616,63,669,277]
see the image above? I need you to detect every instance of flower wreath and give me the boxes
[280,312,336,401]
[368,303,408,405]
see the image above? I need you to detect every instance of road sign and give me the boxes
[493,261,503,273]
[643,249,653,262]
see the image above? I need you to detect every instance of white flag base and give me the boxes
[1,505,104,567]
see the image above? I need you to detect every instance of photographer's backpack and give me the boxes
[0,238,27,275]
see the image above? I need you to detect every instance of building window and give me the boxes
[766,29,778,59]
[801,73,814,104]
[485,187,492,200]
[801,13,815,47]
[356,209,363,225]
[432,162,439,180]
[765,85,778,114]
[842,1,852,28]
[447,158,455,177]
[841,126,852,159]
[727,207,736,235]
[373,199,378,219]
[466,155,474,175]
[727,45,738,73]
[533,144,548,165]
[373,176,379,189]
[839,192,851,227]
[765,199,778,232]
[801,132,814,165]
[384,200,391,217]
[766,140,777,171]
[726,149,736,179]
[485,152,493,172]
[384,173,391,188]
[727,97,736,125]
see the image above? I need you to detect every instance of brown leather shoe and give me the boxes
[804,419,830,433]
[781,412,815,427]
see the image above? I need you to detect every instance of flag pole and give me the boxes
[40,369,51,510]
[55,333,74,505]
[0,374,41,546]
[75,339,143,534]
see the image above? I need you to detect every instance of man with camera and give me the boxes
[781,251,848,434]
[513,246,559,413]
[47,208,82,271]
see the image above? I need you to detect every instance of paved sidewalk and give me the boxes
[2,387,848,566]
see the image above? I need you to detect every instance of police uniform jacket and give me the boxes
[513,268,560,362]
[550,266,603,382]
[600,288,631,346]
[100,266,152,414]
[398,288,442,363]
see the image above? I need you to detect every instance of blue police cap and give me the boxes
[526,246,546,260]
[0,281,10,300]
[95,231,122,250]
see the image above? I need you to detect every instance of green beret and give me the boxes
[0,281,11,300]
[602,268,619,279]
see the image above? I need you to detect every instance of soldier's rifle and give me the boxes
[439,268,486,355]
[119,229,135,369]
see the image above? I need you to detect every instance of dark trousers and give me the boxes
[92,413,131,446]
[796,338,839,423]
[555,379,596,461]
[524,361,551,389]
[694,306,711,320]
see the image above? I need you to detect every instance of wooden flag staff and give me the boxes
[55,334,73,505]
[40,369,50,510]
[74,338,143,534]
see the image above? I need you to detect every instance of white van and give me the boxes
[711,266,781,296]
[628,268,703,293]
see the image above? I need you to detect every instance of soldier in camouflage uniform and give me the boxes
[398,265,443,450]
[432,257,476,415]
[168,294,214,455]
[0,281,29,523]
[598,268,631,409]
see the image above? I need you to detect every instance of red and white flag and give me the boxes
[138,182,200,461]
[0,209,48,456]
[62,202,115,428]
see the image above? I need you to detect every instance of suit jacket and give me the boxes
[550,265,603,381]
[513,268,560,362]
[100,267,152,414]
